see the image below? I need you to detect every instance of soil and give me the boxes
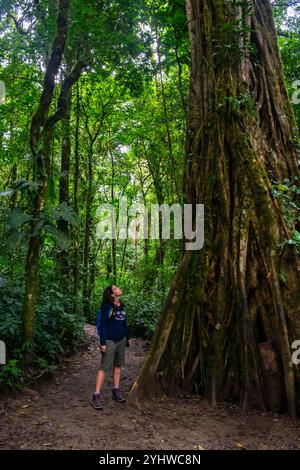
[0,325,299,450]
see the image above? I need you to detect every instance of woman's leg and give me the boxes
[95,369,106,393]
[96,340,115,392]
[112,366,126,401]
[91,369,106,409]
[113,366,121,389]
[112,339,126,401]
[113,338,126,389]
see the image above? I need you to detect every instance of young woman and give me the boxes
[91,285,129,410]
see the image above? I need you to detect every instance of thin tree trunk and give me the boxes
[142,140,165,265]
[81,107,107,316]
[90,239,102,296]
[9,163,17,209]
[151,10,180,199]
[58,53,72,234]
[58,50,72,271]
[73,80,80,314]
[110,147,117,283]
[174,43,187,119]
[83,143,93,317]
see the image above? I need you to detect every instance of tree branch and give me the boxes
[45,57,90,129]
[29,0,69,155]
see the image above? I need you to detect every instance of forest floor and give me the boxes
[0,325,300,450]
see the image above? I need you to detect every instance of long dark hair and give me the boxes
[102,285,124,311]
[102,285,114,305]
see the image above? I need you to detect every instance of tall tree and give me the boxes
[128,0,300,417]
[72,78,81,315]
[80,80,114,316]
[23,0,88,358]
[57,48,73,272]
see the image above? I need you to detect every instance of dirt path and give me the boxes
[0,326,299,450]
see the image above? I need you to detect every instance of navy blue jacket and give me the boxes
[97,301,129,346]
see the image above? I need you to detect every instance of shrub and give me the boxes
[0,276,87,390]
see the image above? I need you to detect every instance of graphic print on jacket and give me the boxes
[114,306,126,321]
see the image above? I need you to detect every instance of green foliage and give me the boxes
[35,290,86,362]
[7,208,32,229]
[0,359,22,390]
[0,0,297,396]
[1,202,79,252]
[271,177,300,252]
[0,276,87,389]
[124,292,163,338]
[222,91,256,116]
[279,270,288,286]
[274,1,300,128]
[213,1,254,63]
[0,281,23,350]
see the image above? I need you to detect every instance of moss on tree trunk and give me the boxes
[128,0,300,417]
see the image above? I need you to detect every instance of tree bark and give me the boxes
[128,0,300,417]
[58,50,72,271]
[142,139,166,265]
[111,151,117,284]
[23,0,70,360]
[83,142,93,318]
[81,100,109,316]
[22,0,88,358]
[73,79,80,315]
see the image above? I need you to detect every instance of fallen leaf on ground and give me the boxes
[236,442,245,449]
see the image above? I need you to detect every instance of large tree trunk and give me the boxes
[128,0,300,417]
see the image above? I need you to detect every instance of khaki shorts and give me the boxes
[100,337,126,372]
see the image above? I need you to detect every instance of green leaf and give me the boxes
[6,232,24,251]
[47,175,56,203]
[292,229,300,246]
[57,202,79,228]
[278,184,289,192]
[46,225,70,250]
[171,12,186,28]
[15,180,40,192]
[279,270,288,285]
[7,208,32,228]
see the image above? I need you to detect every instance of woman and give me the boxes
[91,285,129,410]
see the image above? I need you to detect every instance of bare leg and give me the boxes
[113,366,121,389]
[95,370,106,393]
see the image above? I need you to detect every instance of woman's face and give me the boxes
[112,285,122,297]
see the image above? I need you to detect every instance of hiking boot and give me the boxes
[91,392,103,410]
[112,387,126,402]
